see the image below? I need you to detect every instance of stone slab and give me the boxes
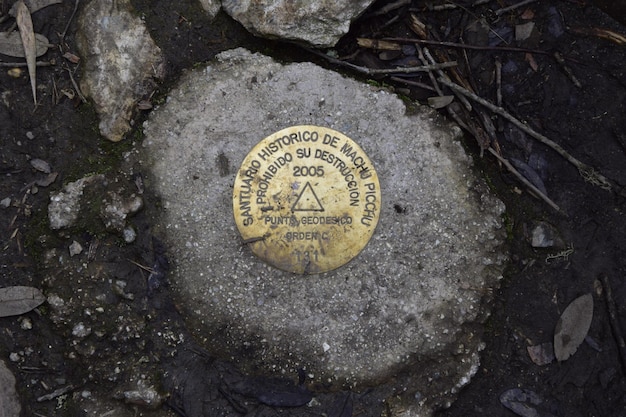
[140,48,506,414]
[222,0,376,47]
[76,0,164,142]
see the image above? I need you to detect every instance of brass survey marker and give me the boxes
[233,125,381,274]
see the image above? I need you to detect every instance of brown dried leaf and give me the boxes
[63,51,80,64]
[554,293,593,361]
[520,8,535,20]
[409,13,428,39]
[137,100,153,110]
[356,38,402,51]
[0,31,49,58]
[14,0,37,104]
[0,286,46,317]
[591,28,626,45]
[527,342,555,365]
[525,52,538,71]
[35,172,58,187]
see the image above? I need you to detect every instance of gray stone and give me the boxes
[530,221,561,248]
[222,0,376,47]
[198,0,221,19]
[69,240,83,257]
[76,0,165,142]
[100,191,143,233]
[140,48,506,415]
[48,175,103,230]
[48,173,142,235]
[0,359,20,417]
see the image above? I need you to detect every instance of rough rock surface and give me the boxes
[0,360,20,417]
[76,0,165,142]
[222,0,376,47]
[198,0,221,19]
[141,48,506,415]
[48,174,143,239]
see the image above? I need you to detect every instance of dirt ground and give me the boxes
[1,0,626,416]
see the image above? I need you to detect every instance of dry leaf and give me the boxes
[35,172,58,187]
[7,68,23,78]
[137,100,153,110]
[0,286,46,317]
[554,293,593,361]
[63,51,80,64]
[427,95,454,109]
[590,28,626,45]
[14,0,37,104]
[500,388,544,417]
[520,8,535,20]
[527,342,555,365]
[0,31,50,58]
[30,158,51,173]
[409,13,428,39]
[525,52,538,71]
[356,38,402,51]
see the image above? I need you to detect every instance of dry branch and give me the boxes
[437,76,615,192]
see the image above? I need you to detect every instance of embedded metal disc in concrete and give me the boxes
[233,125,381,274]
[141,48,507,416]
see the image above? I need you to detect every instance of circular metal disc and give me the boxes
[232,125,381,274]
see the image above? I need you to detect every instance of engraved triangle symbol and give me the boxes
[291,182,324,212]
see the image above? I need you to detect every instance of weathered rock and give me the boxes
[48,174,143,236]
[141,48,506,416]
[222,0,376,47]
[0,359,20,417]
[48,175,103,230]
[76,0,165,142]
[100,191,143,233]
[198,0,221,19]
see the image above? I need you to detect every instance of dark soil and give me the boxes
[1,0,626,416]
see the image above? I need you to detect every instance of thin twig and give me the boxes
[305,47,457,74]
[415,44,443,95]
[390,76,437,92]
[600,273,626,375]
[361,61,458,74]
[37,385,75,402]
[367,0,410,17]
[488,147,562,212]
[494,0,538,16]
[0,61,53,67]
[495,58,502,108]
[554,52,581,88]
[383,37,580,62]
[437,75,614,191]
[60,0,80,43]
[64,64,87,103]
[495,57,504,131]
[423,48,473,111]
[425,0,492,11]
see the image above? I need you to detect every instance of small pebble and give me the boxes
[30,158,51,173]
[69,240,83,257]
[20,317,32,330]
[72,322,91,338]
[123,226,137,243]
[26,131,35,140]
[0,197,10,208]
